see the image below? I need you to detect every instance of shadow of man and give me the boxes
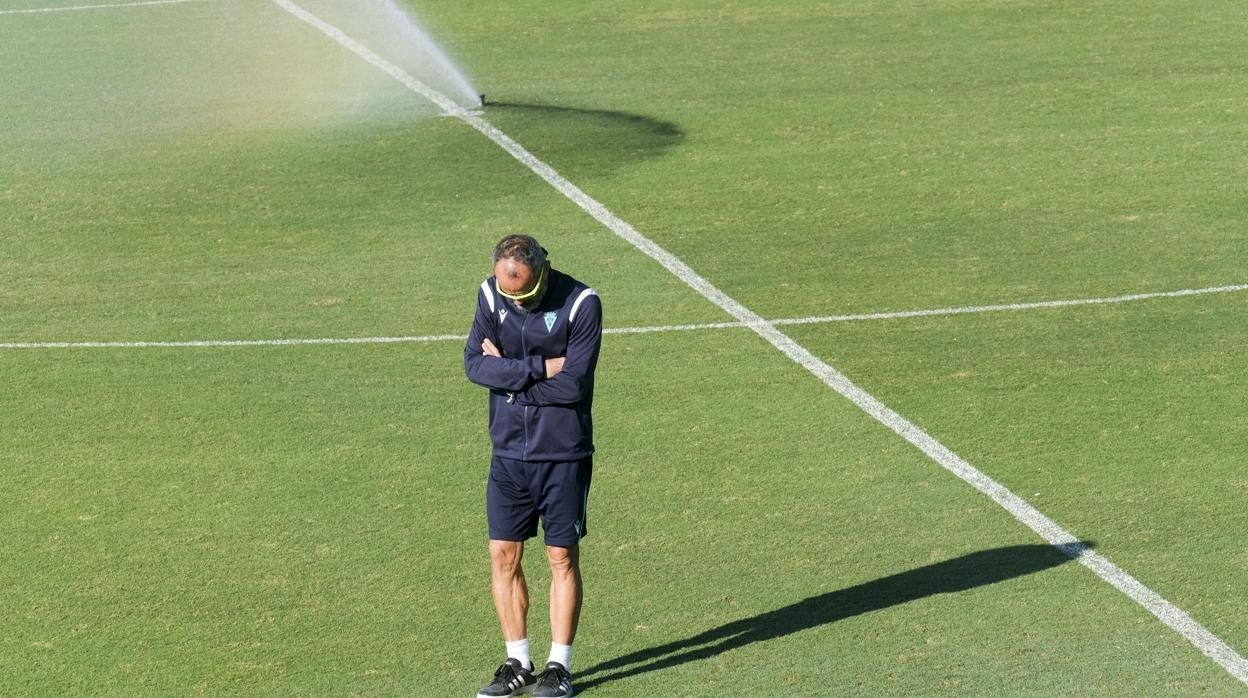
[577,543,1091,692]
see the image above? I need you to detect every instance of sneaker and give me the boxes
[477,658,536,697]
[532,661,574,698]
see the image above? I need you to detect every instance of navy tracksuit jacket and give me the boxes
[464,268,602,462]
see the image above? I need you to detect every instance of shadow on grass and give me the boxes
[578,542,1092,693]
[482,100,685,170]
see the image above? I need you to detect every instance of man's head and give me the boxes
[492,234,549,310]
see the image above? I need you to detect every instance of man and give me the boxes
[464,234,603,698]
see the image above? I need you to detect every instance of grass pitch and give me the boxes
[2,0,1246,694]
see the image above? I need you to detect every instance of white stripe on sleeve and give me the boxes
[480,280,496,313]
[569,288,597,323]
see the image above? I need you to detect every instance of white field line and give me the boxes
[3,283,1246,350]
[772,283,1248,326]
[0,334,466,350]
[267,1,1248,682]
[0,0,197,15]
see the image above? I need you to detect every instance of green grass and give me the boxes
[2,0,1246,694]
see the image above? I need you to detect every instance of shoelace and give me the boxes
[494,663,520,683]
[536,666,567,690]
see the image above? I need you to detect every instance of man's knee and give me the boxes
[545,544,580,575]
[489,539,524,574]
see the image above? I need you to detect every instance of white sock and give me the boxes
[547,642,573,671]
[505,638,531,669]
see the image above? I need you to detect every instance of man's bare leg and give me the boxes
[546,544,582,645]
[489,540,528,641]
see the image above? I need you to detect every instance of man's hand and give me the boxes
[483,339,562,379]
[545,356,565,379]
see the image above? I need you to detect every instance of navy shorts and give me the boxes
[486,456,593,547]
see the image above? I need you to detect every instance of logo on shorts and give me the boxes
[544,311,557,332]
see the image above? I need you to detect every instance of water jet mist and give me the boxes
[286,0,482,112]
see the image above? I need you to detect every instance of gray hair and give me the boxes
[492,234,548,271]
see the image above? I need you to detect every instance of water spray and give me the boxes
[265,0,484,117]
[361,0,483,110]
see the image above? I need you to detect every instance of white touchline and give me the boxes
[0,334,467,350]
[772,283,1248,326]
[0,0,198,15]
[3,283,1246,350]
[270,1,1248,681]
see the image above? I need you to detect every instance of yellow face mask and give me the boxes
[497,263,547,303]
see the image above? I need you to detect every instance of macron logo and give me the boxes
[499,308,508,323]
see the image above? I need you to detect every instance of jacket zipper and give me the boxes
[521,311,531,458]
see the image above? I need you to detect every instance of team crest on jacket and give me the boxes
[544,311,557,332]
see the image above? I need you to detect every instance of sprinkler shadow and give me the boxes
[576,542,1092,693]
[483,100,685,169]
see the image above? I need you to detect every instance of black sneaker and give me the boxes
[532,661,574,698]
[477,658,536,697]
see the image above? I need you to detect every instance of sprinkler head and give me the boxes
[478,94,487,107]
